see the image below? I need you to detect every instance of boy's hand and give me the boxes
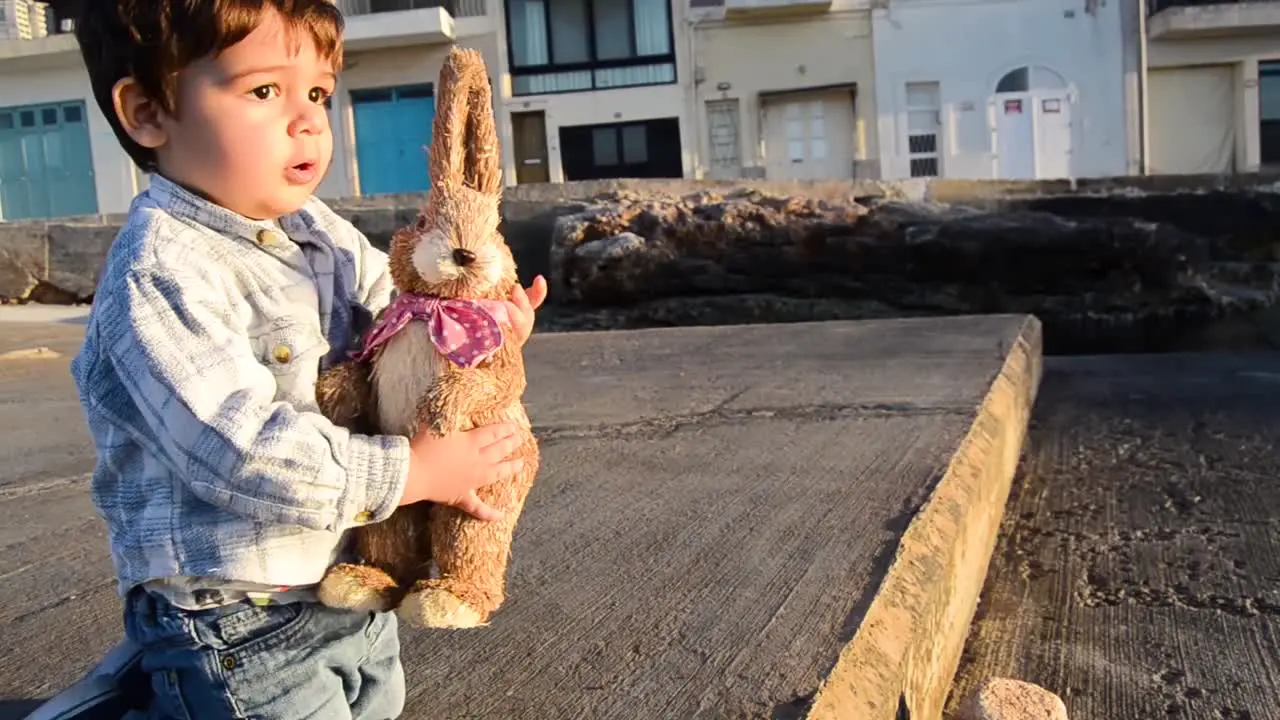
[399,422,524,521]
[505,275,547,348]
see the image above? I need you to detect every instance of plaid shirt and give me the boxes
[71,174,410,603]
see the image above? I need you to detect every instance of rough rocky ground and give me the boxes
[947,353,1280,720]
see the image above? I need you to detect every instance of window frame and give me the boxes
[503,0,678,96]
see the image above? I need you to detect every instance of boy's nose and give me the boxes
[290,100,326,137]
[453,248,476,266]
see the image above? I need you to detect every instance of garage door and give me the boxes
[1148,65,1236,175]
[762,90,855,180]
[0,101,98,221]
[351,84,435,196]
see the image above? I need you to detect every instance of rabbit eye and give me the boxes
[414,216,429,232]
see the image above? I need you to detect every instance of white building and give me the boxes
[0,0,50,41]
[870,0,1129,181]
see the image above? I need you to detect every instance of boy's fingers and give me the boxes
[495,457,524,478]
[477,434,522,466]
[457,492,504,522]
[510,283,530,312]
[467,422,518,448]
[509,276,548,315]
[526,275,548,310]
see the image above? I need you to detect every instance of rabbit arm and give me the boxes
[316,359,377,435]
[422,337,527,435]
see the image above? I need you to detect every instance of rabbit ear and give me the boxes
[429,46,502,196]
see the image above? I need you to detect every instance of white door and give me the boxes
[993,92,1034,179]
[990,91,1072,179]
[1034,92,1072,179]
[764,92,855,180]
[705,99,742,180]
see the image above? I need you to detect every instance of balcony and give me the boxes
[1148,0,1280,40]
[335,0,489,50]
[721,0,832,19]
[0,31,79,70]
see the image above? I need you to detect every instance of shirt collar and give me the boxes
[141,173,315,247]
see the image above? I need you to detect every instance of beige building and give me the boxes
[0,0,880,221]
[1141,0,1280,174]
[688,0,878,181]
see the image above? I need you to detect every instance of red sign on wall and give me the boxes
[1003,99,1023,115]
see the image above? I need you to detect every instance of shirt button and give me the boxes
[354,510,374,523]
[256,228,284,245]
[271,344,292,364]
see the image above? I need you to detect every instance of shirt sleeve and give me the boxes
[100,264,410,532]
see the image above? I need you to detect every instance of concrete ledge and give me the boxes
[1,314,1043,716]
[809,315,1043,719]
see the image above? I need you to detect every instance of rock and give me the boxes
[27,280,86,305]
[575,231,647,260]
[957,678,1068,720]
[0,248,39,301]
[45,224,115,302]
[549,188,870,304]
[545,186,1280,354]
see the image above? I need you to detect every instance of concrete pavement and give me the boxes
[948,353,1280,720]
[0,313,1041,719]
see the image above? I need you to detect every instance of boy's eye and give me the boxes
[250,85,279,101]
[309,87,332,104]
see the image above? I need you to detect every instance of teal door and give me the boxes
[0,101,98,221]
[351,84,435,196]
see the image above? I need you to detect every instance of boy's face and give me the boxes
[124,9,337,220]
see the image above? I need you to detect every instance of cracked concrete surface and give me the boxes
[948,353,1280,720]
[0,314,1036,720]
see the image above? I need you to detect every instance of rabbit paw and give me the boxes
[316,563,400,613]
[399,581,487,629]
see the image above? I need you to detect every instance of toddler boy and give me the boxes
[69,2,544,718]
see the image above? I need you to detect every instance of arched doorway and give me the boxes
[989,65,1074,180]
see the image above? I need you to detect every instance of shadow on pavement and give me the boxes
[0,697,46,719]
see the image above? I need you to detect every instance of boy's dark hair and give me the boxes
[75,0,345,173]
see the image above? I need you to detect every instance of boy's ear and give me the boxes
[112,77,168,150]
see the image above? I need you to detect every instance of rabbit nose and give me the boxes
[452,248,476,266]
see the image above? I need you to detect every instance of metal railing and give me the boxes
[1149,0,1279,15]
[337,0,487,18]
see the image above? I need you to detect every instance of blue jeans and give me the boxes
[122,588,405,719]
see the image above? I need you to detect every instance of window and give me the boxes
[995,65,1067,94]
[904,81,941,178]
[559,117,682,180]
[505,0,676,96]
[784,101,827,164]
[1261,61,1280,167]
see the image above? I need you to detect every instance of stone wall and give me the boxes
[5,172,1280,353]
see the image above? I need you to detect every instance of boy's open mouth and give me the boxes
[285,161,318,184]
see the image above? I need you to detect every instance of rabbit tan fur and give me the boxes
[313,46,539,629]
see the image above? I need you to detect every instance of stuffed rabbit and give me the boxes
[314,46,540,629]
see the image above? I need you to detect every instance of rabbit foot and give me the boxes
[399,581,487,629]
[316,563,400,613]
